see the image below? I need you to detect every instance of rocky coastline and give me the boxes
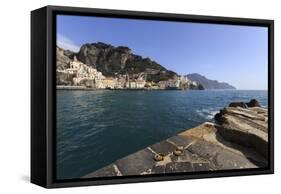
[56,85,201,91]
[82,99,268,178]
[57,43,234,91]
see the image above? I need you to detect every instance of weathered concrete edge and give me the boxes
[82,122,267,178]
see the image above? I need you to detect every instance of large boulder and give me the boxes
[246,99,261,107]
[228,99,261,108]
[215,100,268,158]
[229,102,248,108]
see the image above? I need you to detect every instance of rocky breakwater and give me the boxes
[214,99,268,159]
[83,99,268,178]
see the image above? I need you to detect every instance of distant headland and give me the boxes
[56,42,235,90]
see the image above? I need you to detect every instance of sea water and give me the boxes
[56,89,267,179]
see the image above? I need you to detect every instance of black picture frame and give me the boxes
[31,5,274,188]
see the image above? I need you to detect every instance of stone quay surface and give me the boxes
[83,100,268,178]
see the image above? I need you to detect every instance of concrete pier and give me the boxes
[83,100,268,178]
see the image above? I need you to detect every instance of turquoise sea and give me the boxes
[56,90,267,179]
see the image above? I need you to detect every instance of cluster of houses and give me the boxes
[57,57,147,89]
[158,76,198,90]
[57,57,198,90]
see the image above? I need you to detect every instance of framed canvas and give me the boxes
[31,5,274,188]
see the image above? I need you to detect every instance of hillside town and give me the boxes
[57,56,200,90]
[56,45,203,90]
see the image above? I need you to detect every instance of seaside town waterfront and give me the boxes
[56,47,202,90]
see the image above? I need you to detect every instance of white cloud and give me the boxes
[57,34,80,52]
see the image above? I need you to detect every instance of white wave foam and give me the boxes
[196,108,219,120]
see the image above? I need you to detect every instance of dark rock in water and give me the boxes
[246,99,261,107]
[229,102,248,108]
[229,99,261,108]
[198,84,204,90]
[214,109,228,125]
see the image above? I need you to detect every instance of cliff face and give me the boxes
[56,47,72,70]
[56,47,75,85]
[57,43,236,90]
[77,43,131,75]
[186,73,236,89]
[56,43,203,90]
[77,42,177,82]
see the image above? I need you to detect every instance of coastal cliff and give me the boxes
[186,73,236,89]
[57,43,229,90]
[83,99,267,177]
[77,42,177,82]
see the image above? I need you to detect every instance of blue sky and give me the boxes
[57,15,268,90]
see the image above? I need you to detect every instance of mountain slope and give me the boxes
[186,73,236,89]
[76,42,177,82]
